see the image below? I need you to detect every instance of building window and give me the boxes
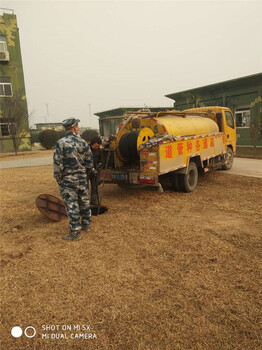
[235,110,250,128]
[0,83,13,97]
[0,123,16,137]
[0,35,8,52]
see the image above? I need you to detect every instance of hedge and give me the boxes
[38,129,60,149]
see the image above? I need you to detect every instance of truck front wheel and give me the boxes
[181,162,198,193]
[222,147,234,170]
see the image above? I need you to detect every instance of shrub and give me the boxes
[81,129,99,143]
[58,130,66,139]
[30,130,39,144]
[39,129,60,149]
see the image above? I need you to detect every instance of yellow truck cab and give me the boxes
[184,106,236,162]
[100,107,236,192]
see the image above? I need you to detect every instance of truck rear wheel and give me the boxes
[222,147,234,170]
[180,162,198,193]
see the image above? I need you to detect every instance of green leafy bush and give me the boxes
[39,129,60,149]
[30,131,39,144]
[81,129,99,143]
[58,130,66,139]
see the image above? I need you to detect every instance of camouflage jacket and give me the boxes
[53,132,94,184]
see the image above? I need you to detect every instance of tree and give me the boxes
[81,129,99,143]
[250,101,262,149]
[250,122,260,149]
[1,91,29,155]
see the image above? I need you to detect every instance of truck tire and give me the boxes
[180,162,198,193]
[222,147,234,170]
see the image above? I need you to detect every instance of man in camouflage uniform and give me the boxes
[53,118,96,241]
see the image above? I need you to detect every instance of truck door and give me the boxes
[224,110,236,152]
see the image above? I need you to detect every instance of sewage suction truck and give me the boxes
[99,107,236,192]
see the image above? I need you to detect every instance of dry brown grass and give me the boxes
[236,147,262,159]
[0,166,261,350]
[0,149,53,161]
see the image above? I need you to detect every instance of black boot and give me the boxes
[81,225,91,232]
[62,232,81,241]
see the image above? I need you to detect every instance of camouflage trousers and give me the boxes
[59,180,91,234]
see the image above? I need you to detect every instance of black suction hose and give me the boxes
[119,131,140,163]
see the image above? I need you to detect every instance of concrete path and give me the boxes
[0,156,262,179]
[227,157,262,179]
[0,156,53,169]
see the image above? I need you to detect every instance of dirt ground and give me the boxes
[0,166,261,350]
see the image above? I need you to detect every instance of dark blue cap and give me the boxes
[62,118,80,130]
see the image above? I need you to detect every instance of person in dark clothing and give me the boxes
[89,136,103,205]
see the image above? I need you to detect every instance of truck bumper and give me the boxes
[99,169,158,186]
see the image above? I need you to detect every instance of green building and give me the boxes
[0,9,30,153]
[95,107,170,137]
[95,74,261,146]
[35,122,63,132]
[166,73,262,147]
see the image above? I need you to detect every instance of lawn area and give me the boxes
[236,146,262,159]
[0,166,261,349]
[0,148,53,161]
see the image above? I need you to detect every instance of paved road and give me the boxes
[227,157,262,178]
[0,156,262,178]
[0,156,53,169]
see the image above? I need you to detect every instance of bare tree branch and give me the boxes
[1,90,29,155]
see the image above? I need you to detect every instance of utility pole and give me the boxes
[45,103,49,125]
[88,104,91,127]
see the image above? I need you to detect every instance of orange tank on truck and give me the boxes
[100,107,236,192]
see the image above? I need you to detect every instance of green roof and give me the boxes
[95,107,170,119]
[165,72,262,100]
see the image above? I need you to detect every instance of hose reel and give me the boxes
[117,127,154,163]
